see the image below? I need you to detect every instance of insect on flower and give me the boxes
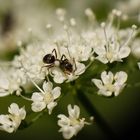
[42,47,77,75]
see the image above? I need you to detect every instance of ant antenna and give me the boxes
[54,41,61,58]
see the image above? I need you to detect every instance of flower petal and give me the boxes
[114,84,126,96]
[96,55,108,64]
[52,87,61,99]
[119,46,130,59]
[114,71,128,85]
[0,115,14,133]
[94,45,106,56]
[61,126,75,140]
[92,79,103,89]
[19,107,26,120]
[75,62,86,75]
[101,71,113,85]
[47,102,57,114]
[43,81,53,93]
[57,114,70,127]
[8,103,20,116]
[52,68,66,83]
[31,102,46,112]
[0,90,10,97]
[98,89,112,96]
[68,104,80,119]
[31,92,44,102]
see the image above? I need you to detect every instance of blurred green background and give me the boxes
[0,0,140,140]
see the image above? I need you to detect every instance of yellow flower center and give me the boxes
[106,52,113,61]
[44,93,53,104]
[70,118,80,126]
[106,84,114,92]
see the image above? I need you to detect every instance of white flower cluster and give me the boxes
[0,7,139,139]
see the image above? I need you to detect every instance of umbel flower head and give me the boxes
[0,6,139,140]
[92,71,128,97]
[0,103,26,133]
[58,104,91,139]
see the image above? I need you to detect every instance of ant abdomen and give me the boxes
[60,59,73,74]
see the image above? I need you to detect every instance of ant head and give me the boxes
[43,54,55,64]
[43,49,57,64]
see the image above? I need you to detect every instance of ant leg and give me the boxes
[52,48,57,58]
[40,64,54,73]
[60,54,67,61]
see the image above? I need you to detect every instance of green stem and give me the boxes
[19,110,47,130]
[28,110,47,126]
[76,89,118,140]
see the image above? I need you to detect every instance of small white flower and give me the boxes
[0,103,26,133]
[92,21,137,64]
[31,81,61,114]
[93,27,132,64]
[58,104,90,139]
[92,71,128,96]
[0,68,21,97]
[94,38,131,63]
[0,114,14,133]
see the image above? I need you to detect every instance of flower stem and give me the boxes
[28,110,47,126]
[76,89,118,140]
[19,110,47,130]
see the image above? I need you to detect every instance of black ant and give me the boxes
[42,48,76,75]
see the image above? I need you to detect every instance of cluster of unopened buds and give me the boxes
[0,8,140,139]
